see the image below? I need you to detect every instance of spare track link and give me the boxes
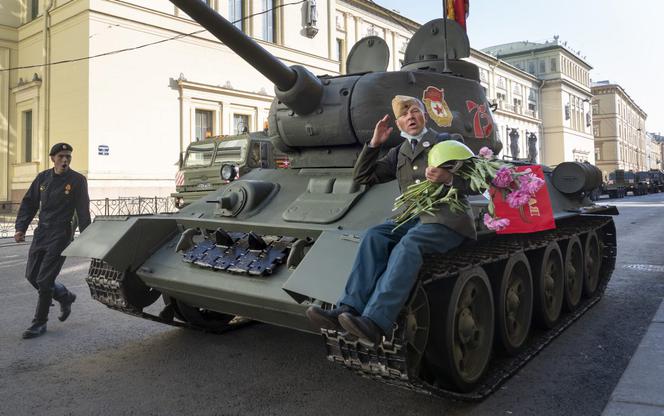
[85,258,249,334]
[323,215,617,402]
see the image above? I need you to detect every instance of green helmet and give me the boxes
[428,140,475,168]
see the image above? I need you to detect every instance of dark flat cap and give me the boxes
[49,142,73,156]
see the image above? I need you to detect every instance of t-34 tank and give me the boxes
[63,1,618,400]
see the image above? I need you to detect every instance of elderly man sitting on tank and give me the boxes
[306,95,477,345]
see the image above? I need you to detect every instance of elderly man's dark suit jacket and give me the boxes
[353,129,477,240]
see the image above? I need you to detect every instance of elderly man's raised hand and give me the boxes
[369,115,393,147]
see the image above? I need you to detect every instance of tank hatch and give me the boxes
[346,36,390,74]
[404,18,470,63]
[282,176,366,224]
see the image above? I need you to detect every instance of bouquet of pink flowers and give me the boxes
[393,146,545,232]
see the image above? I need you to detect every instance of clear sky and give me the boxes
[374,0,664,134]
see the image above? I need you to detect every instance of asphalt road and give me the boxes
[1,193,663,416]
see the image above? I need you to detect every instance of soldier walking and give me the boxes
[14,142,91,339]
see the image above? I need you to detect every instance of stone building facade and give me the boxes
[482,39,594,167]
[0,0,543,203]
[591,81,647,177]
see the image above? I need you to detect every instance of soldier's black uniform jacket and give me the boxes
[353,129,477,240]
[15,168,91,234]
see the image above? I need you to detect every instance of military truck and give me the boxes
[633,171,650,195]
[649,169,664,192]
[603,170,627,198]
[171,131,287,208]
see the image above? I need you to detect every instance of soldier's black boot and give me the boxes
[305,304,358,331]
[23,292,52,339]
[22,322,47,339]
[58,292,76,322]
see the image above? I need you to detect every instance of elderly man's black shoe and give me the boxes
[338,313,384,345]
[22,323,47,339]
[58,293,76,322]
[306,304,358,331]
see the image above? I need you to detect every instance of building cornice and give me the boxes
[591,83,647,118]
[542,77,591,97]
[177,79,275,101]
[469,48,540,82]
[0,25,18,43]
[339,0,420,32]
[487,43,593,70]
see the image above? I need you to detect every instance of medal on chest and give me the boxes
[65,184,72,195]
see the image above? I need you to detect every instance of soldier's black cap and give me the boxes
[49,142,73,156]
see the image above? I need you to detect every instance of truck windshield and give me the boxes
[184,142,216,168]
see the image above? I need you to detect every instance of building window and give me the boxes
[229,0,244,31]
[30,0,39,20]
[593,123,600,137]
[592,103,599,115]
[496,92,506,102]
[527,62,535,75]
[22,110,33,162]
[480,69,488,83]
[195,109,214,141]
[496,76,506,89]
[261,0,275,42]
[336,13,345,30]
[539,60,546,73]
[336,38,343,61]
[233,113,250,134]
[336,38,346,72]
[595,147,601,161]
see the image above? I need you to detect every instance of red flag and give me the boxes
[492,165,556,234]
[446,0,469,30]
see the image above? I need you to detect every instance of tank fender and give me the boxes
[62,217,179,272]
[282,230,362,304]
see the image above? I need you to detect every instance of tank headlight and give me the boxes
[221,164,238,181]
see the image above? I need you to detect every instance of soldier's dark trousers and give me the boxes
[25,225,72,325]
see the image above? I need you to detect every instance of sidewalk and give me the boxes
[602,299,664,415]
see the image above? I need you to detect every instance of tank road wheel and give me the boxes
[583,230,602,297]
[563,236,584,311]
[122,270,162,310]
[442,267,495,392]
[493,252,533,355]
[530,242,564,328]
[174,299,234,332]
[403,283,430,377]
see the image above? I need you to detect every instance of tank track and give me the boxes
[85,259,250,333]
[323,215,617,401]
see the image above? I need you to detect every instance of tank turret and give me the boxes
[170,0,502,169]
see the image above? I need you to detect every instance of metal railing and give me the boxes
[0,196,177,238]
[89,196,177,217]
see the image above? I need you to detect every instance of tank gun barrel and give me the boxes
[170,0,323,115]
